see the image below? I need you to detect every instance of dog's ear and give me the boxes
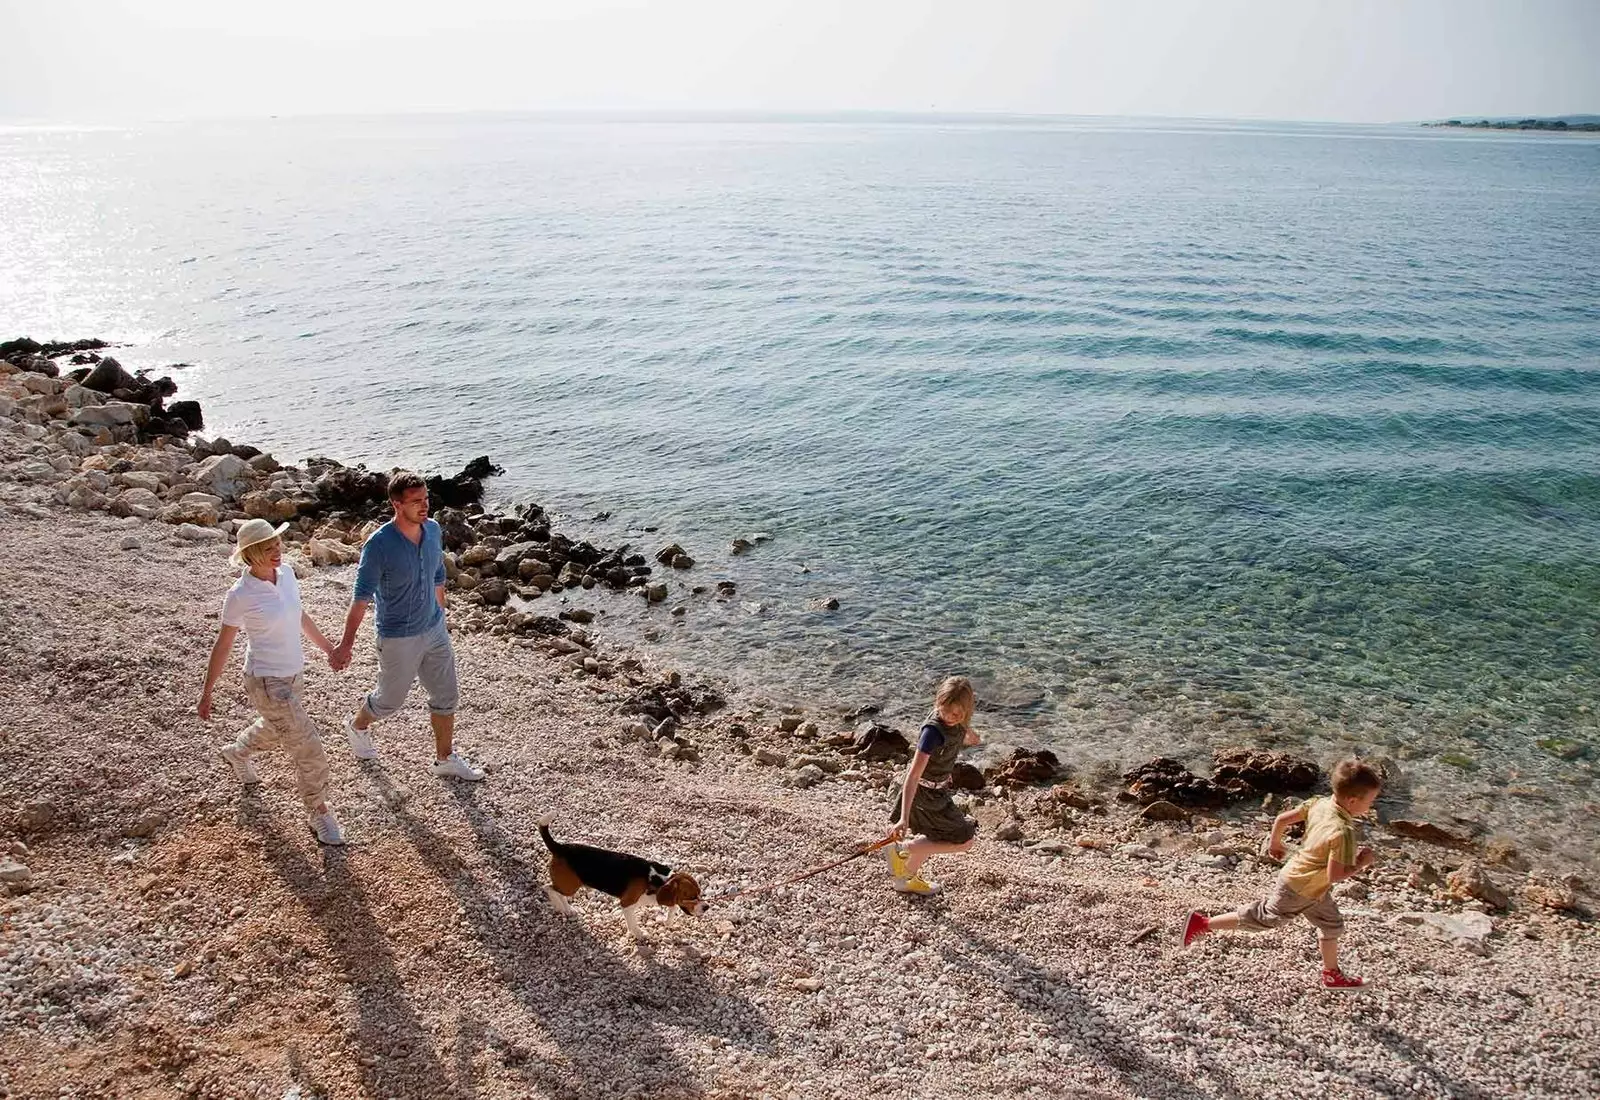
[655,874,684,907]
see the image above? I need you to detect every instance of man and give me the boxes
[332,470,484,781]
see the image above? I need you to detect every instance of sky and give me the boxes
[1,0,1596,124]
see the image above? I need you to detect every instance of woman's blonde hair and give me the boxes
[934,676,976,719]
[241,537,280,568]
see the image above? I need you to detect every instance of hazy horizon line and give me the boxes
[10,105,1595,130]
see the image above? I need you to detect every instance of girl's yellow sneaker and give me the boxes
[894,876,941,896]
[883,844,909,879]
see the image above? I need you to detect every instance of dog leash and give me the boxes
[706,836,897,905]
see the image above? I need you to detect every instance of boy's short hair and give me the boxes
[1331,759,1382,798]
[935,676,976,716]
[387,469,427,501]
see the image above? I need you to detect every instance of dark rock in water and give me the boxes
[1123,758,1228,808]
[655,543,686,566]
[462,455,504,480]
[37,337,107,357]
[985,748,1060,788]
[842,703,880,722]
[1211,748,1321,796]
[0,337,42,359]
[168,400,204,431]
[1388,819,1473,848]
[69,351,100,365]
[230,443,262,460]
[82,357,136,394]
[559,609,594,624]
[426,457,501,510]
[716,580,737,597]
[844,723,912,763]
[950,762,985,791]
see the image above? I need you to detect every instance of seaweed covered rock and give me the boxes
[1123,757,1227,808]
[984,748,1060,788]
[1211,748,1321,797]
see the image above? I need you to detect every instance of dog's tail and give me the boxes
[535,813,560,853]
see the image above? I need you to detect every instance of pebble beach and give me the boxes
[2,347,1599,1099]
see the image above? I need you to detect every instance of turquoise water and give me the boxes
[4,115,1599,862]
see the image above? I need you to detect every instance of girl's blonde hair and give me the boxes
[241,537,280,569]
[934,676,976,719]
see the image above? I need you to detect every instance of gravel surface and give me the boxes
[2,406,1598,1099]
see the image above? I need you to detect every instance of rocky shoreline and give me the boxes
[3,338,1598,1098]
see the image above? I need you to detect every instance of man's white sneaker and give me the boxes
[219,743,260,784]
[344,716,379,761]
[308,809,346,846]
[431,753,485,782]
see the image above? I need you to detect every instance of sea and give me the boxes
[4,114,1598,865]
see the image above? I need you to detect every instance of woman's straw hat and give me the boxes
[229,517,291,566]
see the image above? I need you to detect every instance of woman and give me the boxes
[198,518,345,844]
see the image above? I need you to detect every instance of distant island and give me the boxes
[1424,114,1600,132]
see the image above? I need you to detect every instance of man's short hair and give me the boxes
[387,470,427,501]
[1331,758,1382,798]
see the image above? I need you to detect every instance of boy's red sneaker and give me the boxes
[1181,911,1210,947]
[1321,969,1365,992]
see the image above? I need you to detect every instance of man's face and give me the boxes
[394,486,429,524]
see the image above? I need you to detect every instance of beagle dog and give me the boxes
[537,814,705,940]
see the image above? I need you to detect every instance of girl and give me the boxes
[882,676,980,894]
[198,518,345,844]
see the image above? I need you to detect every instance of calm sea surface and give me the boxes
[5,115,1598,862]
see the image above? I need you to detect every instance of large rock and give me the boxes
[240,489,299,523]
[1411,910,1493,955]
[109,487,163,518]
[116,470,167,494]
[1123,758,1227,808]
[64,384,109,408]
[1210,748,1321,795]
[1445,860,1510,910]
[192,453,253,500]
[843,723,912,763]
[175,523,228,543]
[478,578,511,606]
[303,538,361,567]
[985,748,1060,788]
[168,400,204,431]
[80,357,136,393]
[69,401,148,428]
[162,493,223,527]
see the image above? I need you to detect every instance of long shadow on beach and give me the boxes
[240,795,455,1099]
[932,913,1230,1100]
[364,768,772,1098]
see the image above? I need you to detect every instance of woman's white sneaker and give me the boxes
[343,716,379,761]
[219,744,260,784]
[308,809,346,846]
[431,752,484,782]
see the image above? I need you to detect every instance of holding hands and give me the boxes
[327,641,353,672]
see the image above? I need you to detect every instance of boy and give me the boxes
[1182,758,1381,990]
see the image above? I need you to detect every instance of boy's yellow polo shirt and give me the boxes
[1282,796,1358,899]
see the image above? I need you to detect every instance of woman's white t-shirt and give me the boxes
[220,565,305,677]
